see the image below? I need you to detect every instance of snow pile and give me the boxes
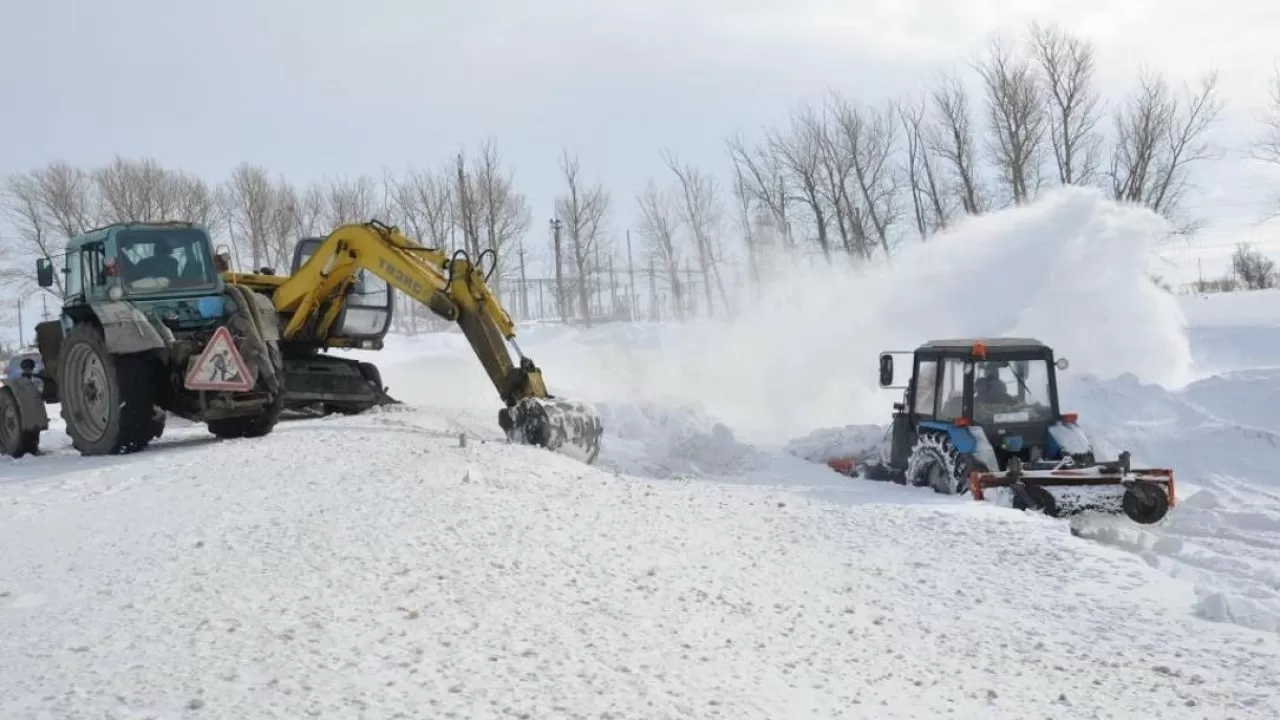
[782,424,888,465]
[593,401,772,478]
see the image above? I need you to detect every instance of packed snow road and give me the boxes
[2,405,1278,719]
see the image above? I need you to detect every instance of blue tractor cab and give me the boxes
[871,337,1085,494]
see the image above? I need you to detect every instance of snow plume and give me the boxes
[588,187,1193,443]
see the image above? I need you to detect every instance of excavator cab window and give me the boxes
[290,235,393,339]
[337,268,393,337]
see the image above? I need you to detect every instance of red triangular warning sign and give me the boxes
[184,325,255,392]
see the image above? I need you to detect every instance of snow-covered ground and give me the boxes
[4,187,1280,718]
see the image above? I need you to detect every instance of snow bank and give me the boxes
[592,401,772,478]
[782,424,888,465]
[1177,290,1280,372]
[3,410,1278,718]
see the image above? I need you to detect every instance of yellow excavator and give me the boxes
[221,219,603,464]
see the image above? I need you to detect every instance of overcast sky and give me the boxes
[2,0,1279,286]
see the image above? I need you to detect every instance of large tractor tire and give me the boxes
[206,343,285,440]
[58,323,159,456]
[0,386,40,458]
[905,431,977,495]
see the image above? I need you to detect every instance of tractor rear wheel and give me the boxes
[0,386,39,458]
[59,323,159,456]
[905,432,975,495]
[206,343,285,440]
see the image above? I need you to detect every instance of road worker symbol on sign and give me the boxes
[184,326,255,392]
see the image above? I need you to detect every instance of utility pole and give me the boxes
[550,217,564,321]
[517,238,528,319]
[17,298,23,347]
[626,229,637,322]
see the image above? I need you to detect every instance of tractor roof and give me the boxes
[916,337,1050,352]
[66,221,201,251]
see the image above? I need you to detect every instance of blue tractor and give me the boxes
[0,221,286,458]
[853,337,1174,524]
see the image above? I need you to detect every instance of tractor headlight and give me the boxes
[108,286,124,301]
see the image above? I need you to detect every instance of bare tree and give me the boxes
[974,37,1048,205]
[1107,68,1223,233]
[468,139,532,296]
[322,175,379,228]
[808,96,860,256]
[726,131,794,249]
[389,165,454,247]
[635,180,685,320]
[1,163,101,295]
[832,97,903,256]
[92,156,186,223]
[927,73,987,215]
[1232,242,1277,289]
[896,96,952,238]
[1028,22,1103,185]
[555,152,610,326]
[171,173,220,236]
[663,151,731,315]
[220,163,278,270]
[729,162,762,287]
[1249,66,1280,217]
[769,105,832,260]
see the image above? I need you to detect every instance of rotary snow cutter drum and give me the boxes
[500,395,603,465]
[968,452,1175,524]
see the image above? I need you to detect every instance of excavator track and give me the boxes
[501,396,603,464]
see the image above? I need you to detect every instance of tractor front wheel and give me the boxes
[59,323,159,456]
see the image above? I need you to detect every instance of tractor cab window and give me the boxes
[913,359,938,416]
[64,248,86,299]
[973,359,1054,424]
[82,243,106,288]
[117,229,217,293]
[937,358,967,421]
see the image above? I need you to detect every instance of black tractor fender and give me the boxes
[0,378,49,433]
[87,300,169,354]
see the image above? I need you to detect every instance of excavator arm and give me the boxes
[227,220,603,464]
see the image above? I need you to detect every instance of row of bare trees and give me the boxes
[4,21,1278,332]
[724,21,1227,269]
[0,140,531,294]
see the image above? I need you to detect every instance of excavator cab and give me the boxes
[292,237,394,345]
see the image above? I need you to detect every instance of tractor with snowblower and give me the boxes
[829,337,1175,524]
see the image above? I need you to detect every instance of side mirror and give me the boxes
[878,353,894,387]
[36,258,54,288]
[19,358,35,374]
[1055,357,1069,371]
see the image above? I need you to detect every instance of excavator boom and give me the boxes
[226,220,603,464]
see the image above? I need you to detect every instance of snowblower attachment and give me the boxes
[501,395,603,465]
[968,451,1176,524]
